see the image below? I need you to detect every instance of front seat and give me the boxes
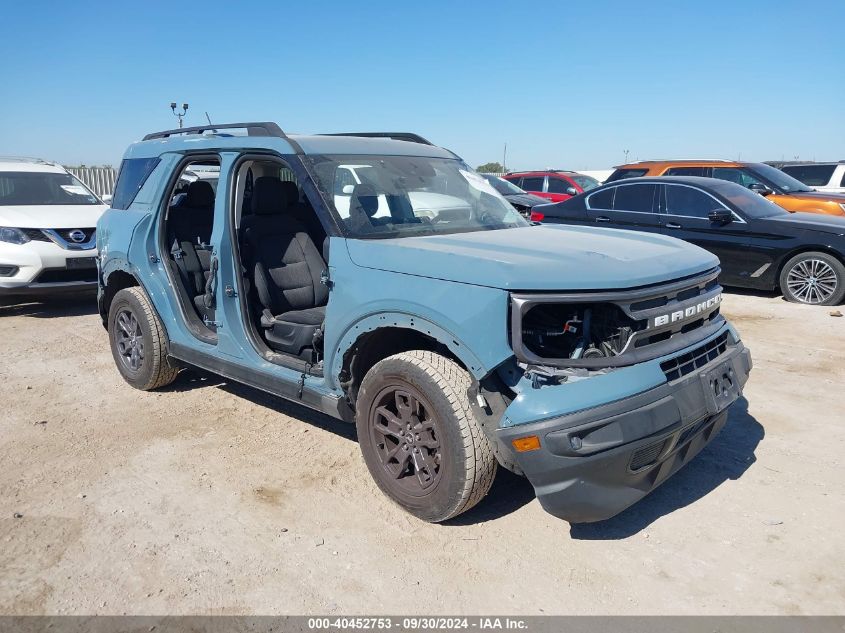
[240,177,327,358]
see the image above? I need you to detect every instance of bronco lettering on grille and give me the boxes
[651,293,722,328]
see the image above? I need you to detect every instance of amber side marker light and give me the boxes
[512,435,541,452]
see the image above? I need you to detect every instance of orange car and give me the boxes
[606,160,845,217]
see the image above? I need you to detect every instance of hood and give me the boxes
[784,190,845,202]
[766,212,845,236]
[503,193,549,208]
[345,224,719,290]
[0,204,107,229]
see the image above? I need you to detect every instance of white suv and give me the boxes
[780,162,845,194]
[0,158,107,296]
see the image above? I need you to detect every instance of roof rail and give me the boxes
[321,132,434,146]
[0,155,53,164]
[142,121,288,141]
[630,158,736,164]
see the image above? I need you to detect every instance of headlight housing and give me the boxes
[0,227,30,245]
[839,203,845,214]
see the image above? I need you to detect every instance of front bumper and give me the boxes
[0,240,98,295]
[496,337,752,523]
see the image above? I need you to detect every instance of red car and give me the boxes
[502,170,600,202]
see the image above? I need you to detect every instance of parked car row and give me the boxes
[531,176,845,306]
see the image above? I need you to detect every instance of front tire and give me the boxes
[779,251,845,306]
[355,350,497,522]
[108,287,179,390]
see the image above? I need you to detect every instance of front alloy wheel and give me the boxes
[355,350,496,522]
[369,385,443,495]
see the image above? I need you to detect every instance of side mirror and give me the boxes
[100,194,113,204]
[566,187,578,196]
[341,184,355,195]
[708,209,733,225]
[748,183,773,196]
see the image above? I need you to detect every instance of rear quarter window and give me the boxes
[112,157,161,209]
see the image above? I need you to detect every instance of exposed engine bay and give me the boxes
[521,302,643,361]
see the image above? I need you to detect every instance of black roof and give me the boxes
[600,175,735,188]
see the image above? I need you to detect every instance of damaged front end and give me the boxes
[510,267,724,385]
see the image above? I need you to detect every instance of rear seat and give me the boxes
[167,181,216,323]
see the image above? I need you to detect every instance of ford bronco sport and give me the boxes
[97,122,752,523]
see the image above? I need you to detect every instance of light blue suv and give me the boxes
[97,122,752,523]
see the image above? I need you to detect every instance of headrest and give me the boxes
[252,177,292,216]
[351,183,379,217]
[184,180,215,208]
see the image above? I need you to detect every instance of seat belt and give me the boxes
[170,238,196,293]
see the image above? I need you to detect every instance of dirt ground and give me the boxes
[0,289,843,615]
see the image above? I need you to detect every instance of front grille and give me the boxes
[35,268,98,284]
[54,227,96,243]
[660,332,729,382]
[22,228,50,242]
[630,438,669,471]
[511,267,725,370]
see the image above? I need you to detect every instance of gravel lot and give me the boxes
[0,289,843,615]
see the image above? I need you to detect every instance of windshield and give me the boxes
[709,180,788,219]
[749,163,814,193]
[570,174,600,191]
[481,174,526,196]
[0,171,101,206]
[306,154,529,238]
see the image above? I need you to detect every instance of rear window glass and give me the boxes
[612,183,656,213]
[112,157,160,210]
[780,164,837,187]
[605,168,647,182]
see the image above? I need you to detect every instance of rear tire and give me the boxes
[355,350,497,522]
[779,251,845,306]
[108,287,179,390]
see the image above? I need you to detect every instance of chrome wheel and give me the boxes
[114,308,144,372]
[786,258,838,304]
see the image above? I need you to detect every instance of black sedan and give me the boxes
[481,174,549,216]
[532,176,845,305]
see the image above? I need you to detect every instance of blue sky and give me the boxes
[0,0,842,170]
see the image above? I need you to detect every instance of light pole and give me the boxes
[170,102,189,128]
[623,149,630,164]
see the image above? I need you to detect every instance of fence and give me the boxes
[66,166,117,198]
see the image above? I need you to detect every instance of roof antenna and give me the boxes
[205,111,217,133]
